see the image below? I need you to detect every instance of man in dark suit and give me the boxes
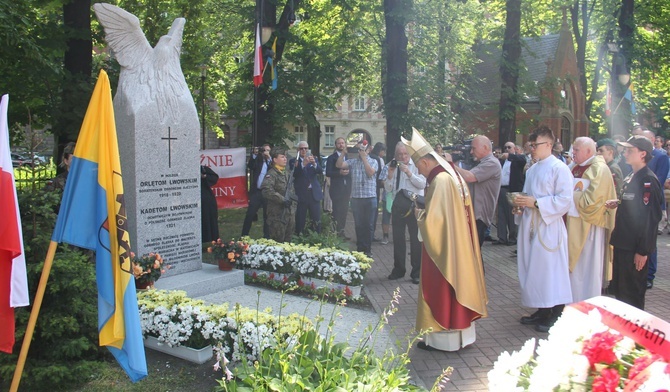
[291,141,323,234]
[495,141,526,245]
[241,143,272,237]
[326,137,352,237]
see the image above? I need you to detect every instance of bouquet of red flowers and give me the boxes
[488,296,670,391]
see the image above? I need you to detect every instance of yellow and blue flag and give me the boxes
[51,70,147,382]
[269,37,278,90]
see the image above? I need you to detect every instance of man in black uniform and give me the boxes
[326,137,352,237]
[241,144,272,238]
[606,136,663,310]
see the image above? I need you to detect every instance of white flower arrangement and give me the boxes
[488,297,670,392]
[239,237,373,286]
[137,290,310,362]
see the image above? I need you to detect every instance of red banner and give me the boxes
[571,296,670,362]
[200,148,249,209]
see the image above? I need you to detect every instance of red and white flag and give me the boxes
[200,148,249,209]
[253,23,263,88]
[0,94,29,354]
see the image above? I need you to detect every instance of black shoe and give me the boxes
[411,277,420,284]
[535,317,558,333]
[520,309,550,325]
[388,272,404,280]
[417,341,440,351]
[484,235,494,242]
[647,280,653,289]
[493,240,508,245]
[507,240,517,246]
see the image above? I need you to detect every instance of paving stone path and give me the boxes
[354,213,670,391]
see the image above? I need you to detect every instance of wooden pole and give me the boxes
[10,241,59,392]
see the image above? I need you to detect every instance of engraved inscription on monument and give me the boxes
[137,172,201,273]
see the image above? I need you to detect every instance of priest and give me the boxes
[513,126,573,333]
[402,128,488,351]
[567,137,616,302]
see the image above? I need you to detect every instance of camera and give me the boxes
[390,159,398,168]
[444,139,474,169]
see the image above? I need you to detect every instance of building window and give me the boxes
[218,125,230,147]
[561,116,571,148]
[294,125,305,144]
[353,96,365,111]
[560,83,573,112]
[324,126,335,147]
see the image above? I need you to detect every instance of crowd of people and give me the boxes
[240,123,666,350]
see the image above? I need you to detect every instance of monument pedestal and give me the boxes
[154,263,244,298]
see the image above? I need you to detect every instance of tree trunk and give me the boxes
[570,0,591,100]
[611,0,634,138]
[498,0,521,146]
[305,93,321,157]
[56,0,92,161]
[383,0,410,149]
[254,0,301,146]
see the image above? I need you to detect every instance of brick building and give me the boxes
[460,20,589,148]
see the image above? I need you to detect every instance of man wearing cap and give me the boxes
[567,137,616,302]
[403,128,487,351]
[606,136,663,309]
[596,138,624,194]
[513,126,573,333]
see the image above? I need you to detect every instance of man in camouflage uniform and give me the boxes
[261,148,296,242]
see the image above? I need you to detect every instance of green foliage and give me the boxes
[218,290,430,392]
[408,0,484,143]
[292,213,348,250]
[0,0,65,140]
[0,185,104,391]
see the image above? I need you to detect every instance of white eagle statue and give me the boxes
[93,3,189,124]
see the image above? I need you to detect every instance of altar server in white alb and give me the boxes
[567,137,616,302]
[513,126,573,333]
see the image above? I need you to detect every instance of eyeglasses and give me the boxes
[529,142,549,149]
[504,146,514,150]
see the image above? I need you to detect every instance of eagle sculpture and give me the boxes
[93,3,188,124]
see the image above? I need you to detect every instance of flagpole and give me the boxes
[10,241,59,392]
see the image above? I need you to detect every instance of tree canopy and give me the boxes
[2,0,670,150]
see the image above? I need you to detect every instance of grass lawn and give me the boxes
[75,350,220,392]
[202,207,264,265]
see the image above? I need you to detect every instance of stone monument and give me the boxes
[94,3,201,276]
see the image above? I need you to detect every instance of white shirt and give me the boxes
[501,160,511,186]
[383,160,426,197]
